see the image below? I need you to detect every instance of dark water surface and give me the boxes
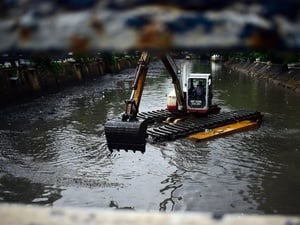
[1,60,300,214]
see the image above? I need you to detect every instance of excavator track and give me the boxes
[137,109,172,122]
[146,109,262,143]
[105,109,262,152]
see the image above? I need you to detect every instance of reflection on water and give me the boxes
[0,60,300,214]
[159,170,184,211]
[0,175,62,205]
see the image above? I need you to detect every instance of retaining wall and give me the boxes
[223,60,300,94]
[0,57,136,108]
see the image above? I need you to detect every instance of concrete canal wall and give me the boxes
[223,59,300,94]
[0,56,137,108]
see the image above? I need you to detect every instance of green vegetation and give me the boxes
[224,51,300,64]
[31,57,64,75]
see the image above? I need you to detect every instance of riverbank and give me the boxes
[223,59,300,94]
[0,56,137,108]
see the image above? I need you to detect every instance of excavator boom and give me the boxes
[161,54,186,112]
[122,51,150,121]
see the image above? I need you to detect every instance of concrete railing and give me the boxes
[1,204,300,225]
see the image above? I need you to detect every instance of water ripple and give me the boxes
[1,61,300,213]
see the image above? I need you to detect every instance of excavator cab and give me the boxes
[186,74,212,114]
[167,72,214,115]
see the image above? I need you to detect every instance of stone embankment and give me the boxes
[223,59,300,94]
[0,56,137,108]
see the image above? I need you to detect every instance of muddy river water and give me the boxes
[0,60,300,214]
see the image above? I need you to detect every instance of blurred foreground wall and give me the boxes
[0,0,300,53]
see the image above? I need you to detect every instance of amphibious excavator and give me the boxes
[104,51,263,153]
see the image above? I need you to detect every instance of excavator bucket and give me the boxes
[104,119,148,153]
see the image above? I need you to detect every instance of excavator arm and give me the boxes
[161,54,186,113]
[104,51,185,153]
[122,51,151,121]
[104,51,150,153]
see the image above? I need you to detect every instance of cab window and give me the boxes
[187,78,206,108]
